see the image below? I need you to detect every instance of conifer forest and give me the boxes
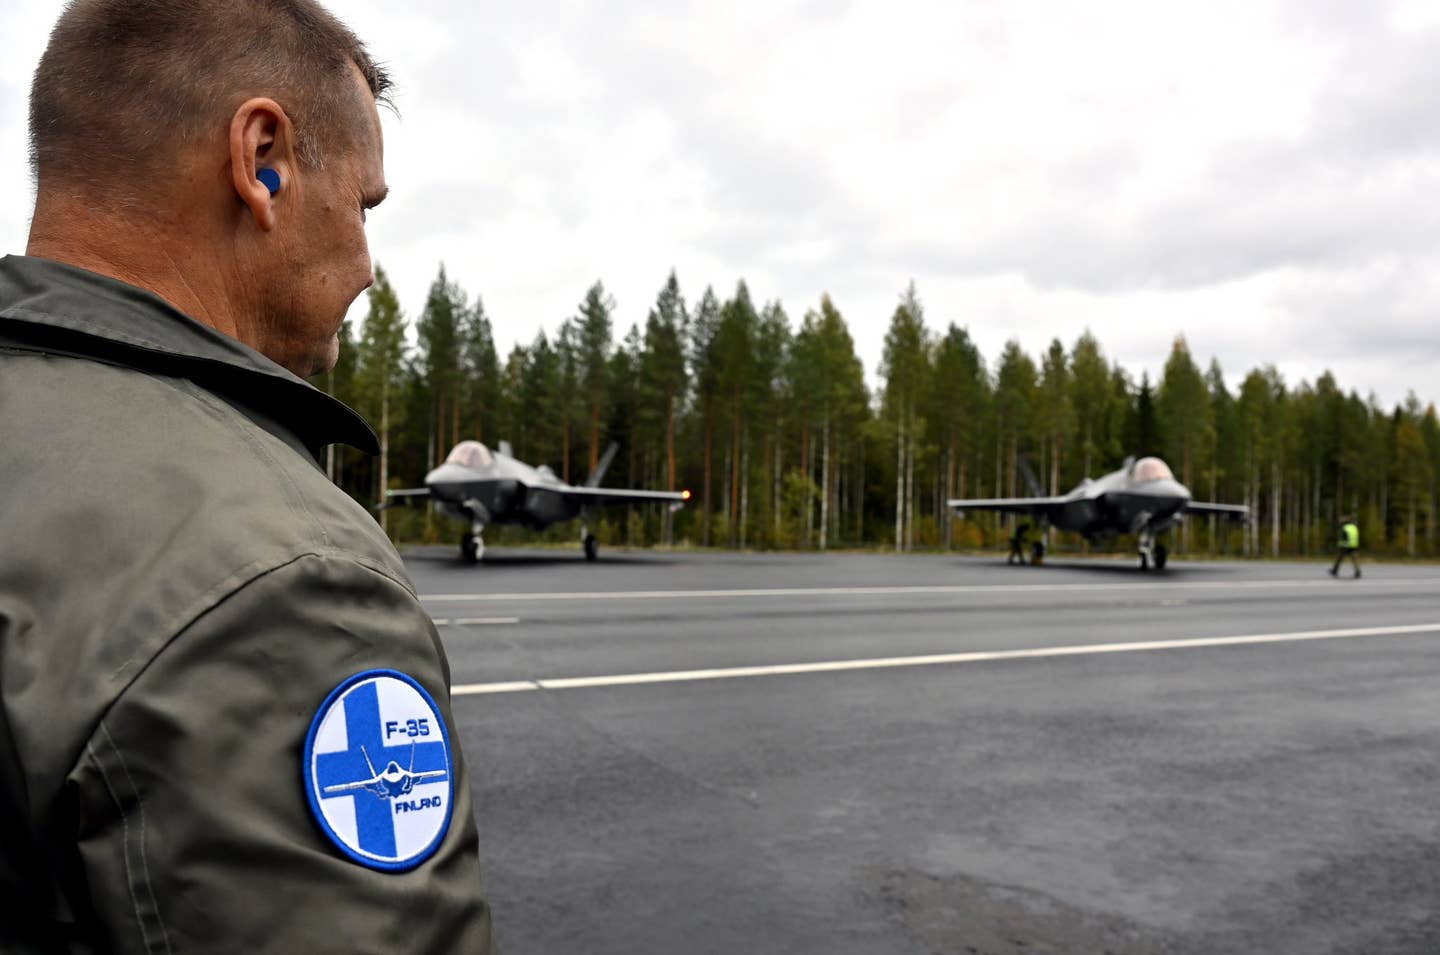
[317,265,1440,559]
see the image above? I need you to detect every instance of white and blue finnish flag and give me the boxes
[303,669,454,871]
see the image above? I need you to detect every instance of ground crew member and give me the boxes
[1330,516,1362,578]
[1008,522,1031,565]
[0,1,492,950]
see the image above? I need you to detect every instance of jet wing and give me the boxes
[947,496,1069,519]
[1183,501,1250,521]
[560,487,689,506]
[323,776,381,795]
[376,487,432,511]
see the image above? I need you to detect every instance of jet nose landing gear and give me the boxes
[461,511,487,564]
[1137,528,1168,571]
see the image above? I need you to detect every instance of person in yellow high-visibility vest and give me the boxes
[1330,516,1361,578]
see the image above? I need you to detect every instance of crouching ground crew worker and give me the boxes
[1330,515,1362,578]
[1008,522,1031,565]
[0,2,493,950]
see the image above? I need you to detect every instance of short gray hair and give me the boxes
[30,0,393,186]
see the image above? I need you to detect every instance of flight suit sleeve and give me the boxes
[67,553,494,954]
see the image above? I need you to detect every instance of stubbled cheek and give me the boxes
[355,236,373,290]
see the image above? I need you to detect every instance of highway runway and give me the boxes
[407,548,1440,954]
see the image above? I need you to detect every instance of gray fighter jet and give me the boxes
[322,744,446,799]
[388,440,689,563]
[948,456,1248,570]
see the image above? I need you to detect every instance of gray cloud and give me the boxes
[5,0,1440,407]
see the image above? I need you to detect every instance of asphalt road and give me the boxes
[407,546,1440,954]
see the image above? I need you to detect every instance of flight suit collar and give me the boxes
[0,254,379,457]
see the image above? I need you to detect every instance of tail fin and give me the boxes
[586,442,619,487]
[1016,454,1044,497]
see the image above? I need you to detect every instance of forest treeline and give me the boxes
[314,264,1440,558]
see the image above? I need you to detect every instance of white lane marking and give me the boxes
[450,622,1440,696]
[459,681,541,694]
[423,578,1436,603]
[430,617,521,626]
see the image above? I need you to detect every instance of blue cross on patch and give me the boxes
[303,670,455,871]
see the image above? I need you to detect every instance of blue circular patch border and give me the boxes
[302,668,456,873]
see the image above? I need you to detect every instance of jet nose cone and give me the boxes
[425,462,474,485]
[1135,479,1191,510]
[1161,479,1192,501]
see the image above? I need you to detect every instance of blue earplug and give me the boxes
[257,167,281,196]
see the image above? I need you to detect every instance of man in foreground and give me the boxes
[0,1,493,950]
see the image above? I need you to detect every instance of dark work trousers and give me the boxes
[1331,547,1360,577]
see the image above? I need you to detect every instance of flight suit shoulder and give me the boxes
[0,348,410,835]
[5,344,406,585]
[69,552,491,953]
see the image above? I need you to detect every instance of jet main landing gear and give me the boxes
[581,515,599,562]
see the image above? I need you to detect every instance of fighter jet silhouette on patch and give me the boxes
[322,742,446,799]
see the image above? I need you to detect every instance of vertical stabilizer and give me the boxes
[586,442,620,487]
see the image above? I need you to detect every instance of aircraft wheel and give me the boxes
[1139,552,1150,571]
[1153,544,1168,571]
[583,533,599,562]
[461,533,481,564]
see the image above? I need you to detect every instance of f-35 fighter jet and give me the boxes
[388,440,689,563]
[322,744,446,799]
[948,456,1248,570]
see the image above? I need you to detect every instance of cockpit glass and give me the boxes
[1132,457,1174,482]
[445,441,493,470]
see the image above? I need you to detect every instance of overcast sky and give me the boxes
[4,0,1439,407]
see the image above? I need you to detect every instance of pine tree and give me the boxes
[576,282,615,476]
[1128,372,1159,459]
[415,265,465,464]
[929,325,987,547]
[1156,336,1211,552]
[714,281,759,546]
[1037,339,1075,496]
[460,297,500,444]
[994,341,1038,498]
[640,272,689,544]
[555,320,582,482]
[690,287,722,546]
[1205,359,1235,552]
[752,300,792,548]
[355,265,407,535]
[881,283,929,551]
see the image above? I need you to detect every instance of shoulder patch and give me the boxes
[303,669,455,872]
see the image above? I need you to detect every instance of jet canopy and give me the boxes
[1131,457,1175,482]
[445,441,494,470]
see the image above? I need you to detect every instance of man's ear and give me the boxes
[229,98,294,232]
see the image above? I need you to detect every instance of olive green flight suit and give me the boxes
[0,255,494,953]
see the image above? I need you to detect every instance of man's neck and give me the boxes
[27,195,243,341]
